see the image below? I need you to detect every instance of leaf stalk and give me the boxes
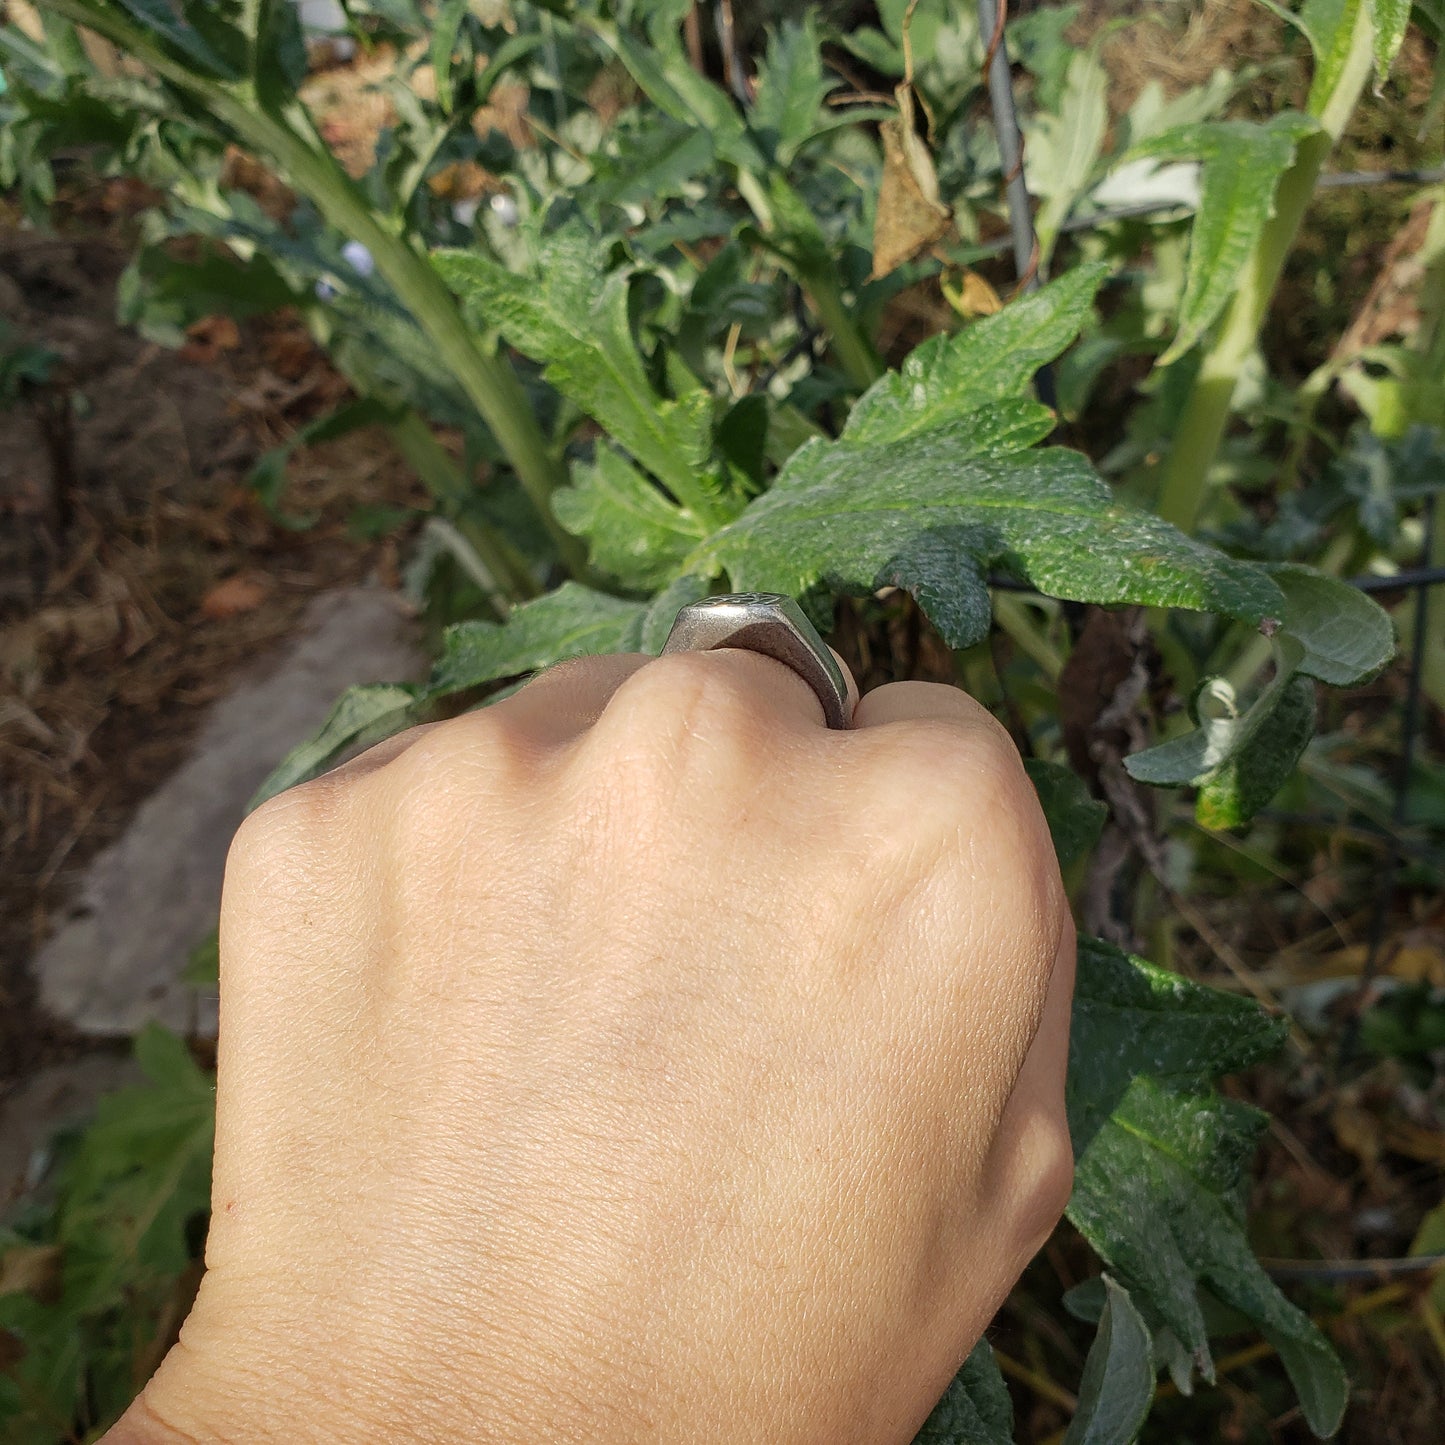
[1155,2,1376,534]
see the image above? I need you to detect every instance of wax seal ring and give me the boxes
[661,592,851,729]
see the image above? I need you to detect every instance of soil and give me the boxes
[0,189,426,1092]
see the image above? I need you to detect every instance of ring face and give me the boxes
[660,592,850,729]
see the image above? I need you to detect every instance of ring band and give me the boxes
[660,593,851,729]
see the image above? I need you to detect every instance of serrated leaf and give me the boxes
[594,116,716,208]
[620,574,713,654]
[1369,0,1411,79]
[427,581,644,693]
[553,446,707,589]
[1137,115,1318,363]
[434,230,717,519]
[690,263,1279,636]
[1068,939,1347,1438]
[253,585,648,804]
[1266,563,1395,685]
[251,682,418,807]
[914,1340,1015,1444]
[750,15,837,165]
[1062,1277,1154,1445]
[1025,759,1107,869]
[695,444,1282,651]
[846,266,1107,445]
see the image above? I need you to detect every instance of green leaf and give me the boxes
[1368,0,1411,79]
[250,682,418,808]
[58,1025,214,1309]
[429,0,470,114]
[749,16,837,165]
[252,583,674,805]
[1300,0,1365,107]
[1136,115,1318,364]
[591,14,761,171]
[690,268,1281,639]
[846,266,1107,445]
[1195,675,1316,828]
[1067,939,1347,1438]
[1063,1277,1154,1445]
[620,574,713,655]
[427,581,644,694]
[1266,563,1394,685]
[433,229,719,523]
[914,1340,1015,1444]
[1124,565,1391,822]
[593,117,717,208]
[1025,759,1107,869]
[112,0,242,77]
[553,446,707,590]
[695,449,1282,652]
[1026,48,1110,262]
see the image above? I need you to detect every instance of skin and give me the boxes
[106,646,1075,1445]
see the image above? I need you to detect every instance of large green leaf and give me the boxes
[1136,115,1319,364]
[695,452,1282,649]
[552,445,707,590]
[688,270,1280,641]
[913,1340,1015,1445]
[250,581,713,804]
[433,230,720,523]
[1062,1277,1154,1445]
[1067,939,1347,1438]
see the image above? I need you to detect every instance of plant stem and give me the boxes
[1155,1,1376,534]
[800,262,884,388]
[384,412,541,607]
[45,0,586,576]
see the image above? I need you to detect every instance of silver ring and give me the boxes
[660,593,851,729]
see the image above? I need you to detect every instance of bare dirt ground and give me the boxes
[0,185,426,1091]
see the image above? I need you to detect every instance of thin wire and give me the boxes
[952,167,1445,263]
[1341,494,1436,1060]
[974,0,1053,408]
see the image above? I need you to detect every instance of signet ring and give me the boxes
[660,593,851,730]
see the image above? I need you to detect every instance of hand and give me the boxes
[111,646,1074,1445]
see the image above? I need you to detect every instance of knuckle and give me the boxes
[227,777,340,877]
[597,652,764,754]
[1013,1109,1075,1248]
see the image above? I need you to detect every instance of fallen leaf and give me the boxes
[871,84,951,279]
[199,573,271,619]
[181,314,241,364]
[942,268,1003,318]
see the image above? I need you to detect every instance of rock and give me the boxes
[33,586,424,1037]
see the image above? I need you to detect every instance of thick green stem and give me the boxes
[1155,2,1376,534]
[801,263,885,389]
[46,0,586,576]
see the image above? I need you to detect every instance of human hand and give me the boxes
[111,644,1074,1445]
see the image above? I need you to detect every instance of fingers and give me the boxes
[852,678,1004,736]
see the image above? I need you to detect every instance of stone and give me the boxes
[33,586,424,1037]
